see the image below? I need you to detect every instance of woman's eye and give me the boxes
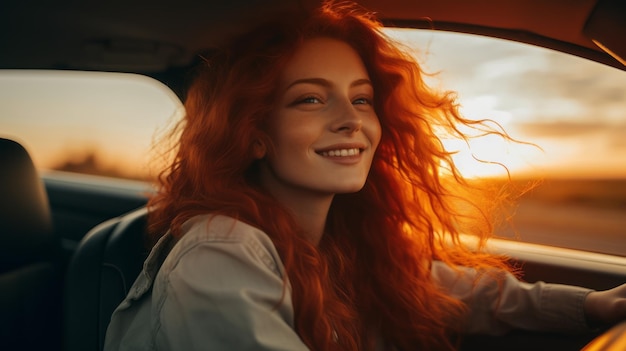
[353,97,372,105]
[297,96,322,104]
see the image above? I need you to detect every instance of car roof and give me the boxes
[1,0,624,98]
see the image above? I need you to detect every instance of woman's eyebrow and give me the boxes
[286,77,332,90]
[351,78,373,88]
[285,77,373,90]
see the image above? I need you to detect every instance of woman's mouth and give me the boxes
[317,148,361,157]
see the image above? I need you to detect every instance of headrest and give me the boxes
[0,138,55,270]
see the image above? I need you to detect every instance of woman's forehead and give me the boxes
[279,37,370,84]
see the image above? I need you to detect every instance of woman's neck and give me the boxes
[288,198,332,245]
[276,192,332,245]
[262,187,332,245]
[258,165,334,245]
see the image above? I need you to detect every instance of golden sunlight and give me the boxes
[385,28,626,180]
[438,95,543,178]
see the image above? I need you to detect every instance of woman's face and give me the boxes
[259,37,381,199]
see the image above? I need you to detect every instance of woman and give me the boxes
[104,2,626,350]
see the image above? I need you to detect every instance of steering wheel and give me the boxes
[581,321,626,350]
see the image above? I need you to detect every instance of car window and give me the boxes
[385,28,626,257]
[1,29,624,256]
[0,70,183,180]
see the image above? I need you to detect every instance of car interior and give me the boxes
[0,138,63,350]
[1,0,625,350]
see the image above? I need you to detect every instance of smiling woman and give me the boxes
[92,2,626,351]
[3,2,626,351]
[261,37,382,222]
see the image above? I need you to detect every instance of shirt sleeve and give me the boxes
[431,260,594,335]
[153,228,309,350]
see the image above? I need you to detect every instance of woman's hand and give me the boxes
[584,283,626,327]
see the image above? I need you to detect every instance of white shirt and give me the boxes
[104,215,593,350]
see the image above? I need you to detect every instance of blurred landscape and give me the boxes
[50,152,626,257]
[491,178,626,257]
[51,150,154,181]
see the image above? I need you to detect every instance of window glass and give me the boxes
[384,28,626,256]
[0,70,183,180]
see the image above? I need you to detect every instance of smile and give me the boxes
[318,148,361,157]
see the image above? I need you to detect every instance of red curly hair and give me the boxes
[149,1,513,350]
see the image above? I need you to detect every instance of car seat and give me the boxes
[0,137,63,351]
[64,206,149,351]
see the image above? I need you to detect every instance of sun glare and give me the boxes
[441,134,543,179]
[434,94,542,179]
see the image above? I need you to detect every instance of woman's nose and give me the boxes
[331,102,362,134]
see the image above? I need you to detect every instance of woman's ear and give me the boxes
[252,139,266,159]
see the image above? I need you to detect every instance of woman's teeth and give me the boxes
[320,148,360,157]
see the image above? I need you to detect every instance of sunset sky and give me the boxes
[1,29,625,179]
[386,29,626,178]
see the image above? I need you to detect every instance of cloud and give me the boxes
[514,121,626,155]
[500,52,626,121]
[515,121,609,138]
[385,29,626,178]
[388,29,626,127]
[608,125,626,150]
